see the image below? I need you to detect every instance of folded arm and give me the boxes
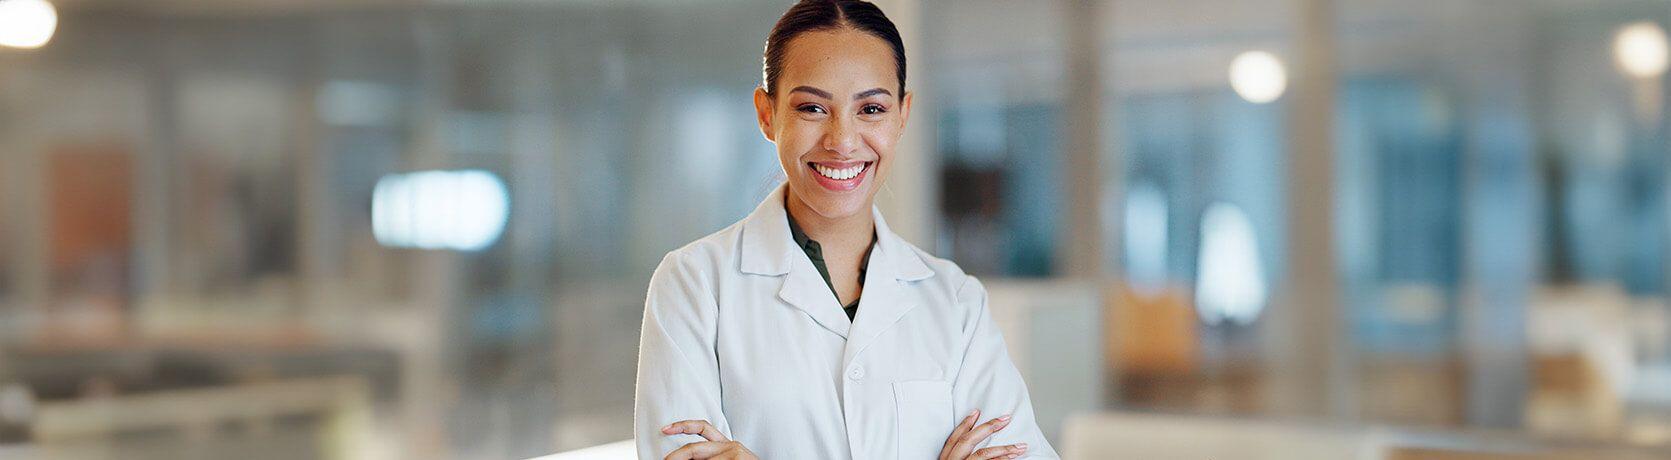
[948,276,1060,459]
[634,252,734,459]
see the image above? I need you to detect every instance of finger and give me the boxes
[947,417,997,459]
[660,420,730,442]
[944,409,980,450]
[664,441,730,460]
[972,443,1028,459]
[952,414,1012,456]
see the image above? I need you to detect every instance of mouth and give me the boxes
[806,161,873,192]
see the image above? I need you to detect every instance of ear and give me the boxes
[896,91,913,140]
[753,87,777,142]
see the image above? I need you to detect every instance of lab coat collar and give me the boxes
[739,183,933,282]
[740,183,934,340]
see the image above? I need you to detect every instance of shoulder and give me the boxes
[889,242,996,338]
[893,240,987,311]
[648,220,747,298]
[656,221,746,275]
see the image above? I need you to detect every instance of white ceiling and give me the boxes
[51,0,768,16]
[39,0,1659,100]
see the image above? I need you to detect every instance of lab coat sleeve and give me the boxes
[950,276,1061,458]
[634,251,731,459]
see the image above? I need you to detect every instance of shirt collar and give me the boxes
[785,209,874,266]
[785,211,822,257]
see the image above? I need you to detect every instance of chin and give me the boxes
[792,181,874,219]
[809,197,871,219]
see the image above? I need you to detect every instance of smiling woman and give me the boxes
[632,1,1058,459]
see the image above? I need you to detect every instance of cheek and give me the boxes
[792,121,834,147]
[771,120,801,146]
[861,127,898,161]
[775,123,818,165]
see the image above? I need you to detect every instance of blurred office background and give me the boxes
[1,0,1670,458]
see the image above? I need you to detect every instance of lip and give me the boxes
[806,161,872,192]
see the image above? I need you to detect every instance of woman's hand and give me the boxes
[660,420,758,460]
[939,410,1029,460]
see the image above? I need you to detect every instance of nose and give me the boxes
[821,116,861,157]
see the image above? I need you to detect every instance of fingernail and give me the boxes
[967,410,978,418]
[1006,454,1019,459]
[1016,443,1028,450]
[999,414,1012,421]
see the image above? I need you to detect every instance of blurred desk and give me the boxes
[1063,411,1668,460]
[0,342,400,459]
[32,376,371,442]
[528,440,635,460]
[25,376,374,460]
[1,343,400,402]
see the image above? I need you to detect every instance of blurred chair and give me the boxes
[1525,285,1635,438]
[1109,282,1198,376]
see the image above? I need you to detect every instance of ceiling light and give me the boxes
[1615,21,1669,79]
[0,0,57,50]
[1229,50,1287,104]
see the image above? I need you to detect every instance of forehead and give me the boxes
[777,28,898,93]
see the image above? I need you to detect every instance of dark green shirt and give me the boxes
[785,213,874,321]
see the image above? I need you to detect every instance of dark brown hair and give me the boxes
[762,0,906,96]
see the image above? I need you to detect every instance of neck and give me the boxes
[784,188,876,253]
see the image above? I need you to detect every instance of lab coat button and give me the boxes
[848,365,866,381]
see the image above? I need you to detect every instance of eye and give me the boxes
[860,104,887,115]
[797,104,827,114]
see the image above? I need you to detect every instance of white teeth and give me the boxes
[813,163,865,180]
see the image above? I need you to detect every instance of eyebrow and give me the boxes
[789,86,833,99]
[788,86,894,101]
[853,88,892,100]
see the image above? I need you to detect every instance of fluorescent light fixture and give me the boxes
[0,0,57,49]
[372,169,510,251]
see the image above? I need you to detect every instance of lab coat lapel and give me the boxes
[842,206,934,367]
[779,256,852,338]
[740,184,851,339]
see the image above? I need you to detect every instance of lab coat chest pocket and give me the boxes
[893,380,954,459]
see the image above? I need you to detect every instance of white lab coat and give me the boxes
[634,184,1059,459]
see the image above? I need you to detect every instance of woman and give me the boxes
[634,1,1058,459]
